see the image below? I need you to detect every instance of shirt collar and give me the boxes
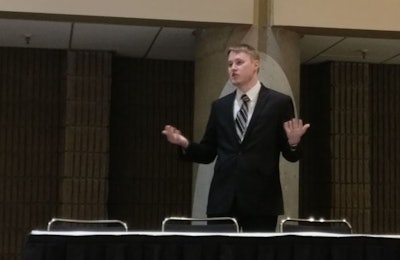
[236,81,261,102]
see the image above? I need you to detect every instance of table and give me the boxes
[23,230,400,260]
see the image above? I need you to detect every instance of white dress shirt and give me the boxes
[233,81,261,129]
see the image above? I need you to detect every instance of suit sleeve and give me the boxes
[280,96,302,162]
[179,102,218,164]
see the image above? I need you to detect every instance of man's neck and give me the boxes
[236,78,259,93]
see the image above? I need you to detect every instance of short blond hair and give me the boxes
[227,44,260,61]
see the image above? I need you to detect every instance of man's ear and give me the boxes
[254,59,260,72]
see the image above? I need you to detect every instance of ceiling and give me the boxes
[1,18,400,64]
[0,18,196,60]
[300,35,400,64]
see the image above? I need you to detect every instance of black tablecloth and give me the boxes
[23,231,400,260]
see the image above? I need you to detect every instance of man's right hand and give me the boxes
[161,125,189,148]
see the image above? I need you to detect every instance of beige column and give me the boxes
[191,22,301,222]
[263,27,302,220]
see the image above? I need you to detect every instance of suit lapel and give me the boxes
[242,85,270,143]
[220,91,241,143]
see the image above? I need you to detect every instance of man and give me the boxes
[162,44,310,232]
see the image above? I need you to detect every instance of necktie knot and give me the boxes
[241,94,250,104]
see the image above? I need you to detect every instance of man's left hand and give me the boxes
[283,118,310,146]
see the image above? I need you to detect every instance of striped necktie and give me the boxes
[235,94,250,141]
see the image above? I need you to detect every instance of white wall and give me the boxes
[272,0,400,32]
[0,0,254,25]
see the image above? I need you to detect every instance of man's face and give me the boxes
[228,51,259,89]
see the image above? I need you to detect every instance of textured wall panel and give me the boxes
[301,62,400,234]
[0,48,64,260]
[58,51,112,219]
[109,58,194,230]
[370,64,400,233]
[0,47,194,258]
[329,62,371,233]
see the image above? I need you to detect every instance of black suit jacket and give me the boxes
[184,84,300,217]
